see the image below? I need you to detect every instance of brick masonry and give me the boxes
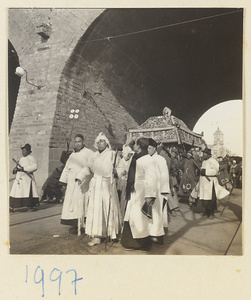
[8,8,243,193]
[8,8,144,191]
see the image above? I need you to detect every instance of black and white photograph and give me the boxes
[8,7,243,256]
[3,1,251,299]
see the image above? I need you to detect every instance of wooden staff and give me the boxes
[105,149,118,252]
[191,158,211,182]
[12,158,33,179]
[78,217,81,237]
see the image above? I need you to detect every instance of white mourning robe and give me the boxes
[10,154,39,198]
[85,148,121,239]
[151,152,170,232]
[59,147,94,224]
[124,155,158,239]
[199,157,229,200]
[116,156,133,218]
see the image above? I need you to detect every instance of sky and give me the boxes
[193,100,243,156]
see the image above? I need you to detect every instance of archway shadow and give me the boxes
[146,203,239,255]
[220,201,242,221]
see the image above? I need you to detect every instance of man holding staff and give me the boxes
[10,143,39,212]
[85,132,121,246]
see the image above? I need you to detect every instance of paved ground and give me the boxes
[9,188,242,255]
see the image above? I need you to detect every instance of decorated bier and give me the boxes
[127,107,203,149]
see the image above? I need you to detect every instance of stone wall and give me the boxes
[8,8,105,189]
[9,8,141,189]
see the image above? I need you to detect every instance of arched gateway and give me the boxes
[8,8,243,190]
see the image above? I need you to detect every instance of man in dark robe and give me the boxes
[179,150,198,199]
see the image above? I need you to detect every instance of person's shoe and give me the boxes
[208,215,215,220]
[151,237,159,243]
[151,237,164,245]
[87,238,101,246]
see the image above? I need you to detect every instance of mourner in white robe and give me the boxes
[147,138,170,242]
[150,151,170,232]
[199,148,229,219]
[124,155,157,236]
[85,132,121,246]
[121,138,158,251]
[10,144,39,211]
[59,135,94,228]
[116,145,134,218]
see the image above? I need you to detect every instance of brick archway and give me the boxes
[9,8,242,189]
[9,8,104,187]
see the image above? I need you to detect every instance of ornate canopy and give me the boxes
[127,107,203,147]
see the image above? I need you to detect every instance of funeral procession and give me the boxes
[8,8,242,255]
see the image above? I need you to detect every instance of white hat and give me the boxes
[122,144,134,158]
[94,132,111,149]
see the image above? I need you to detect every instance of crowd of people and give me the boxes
[9,132,241,252]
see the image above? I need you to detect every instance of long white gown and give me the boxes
[10,154,39,208]
[85,148,121,239]
[150,153,170,232]
[116,156,133,218]
[199,157,229,200]
[59,147,94,226]
[124,154,158,239]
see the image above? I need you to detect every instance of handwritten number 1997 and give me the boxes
[26,265,83,297]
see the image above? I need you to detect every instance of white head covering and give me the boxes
[122,144,134,158]
[94,132,111,149]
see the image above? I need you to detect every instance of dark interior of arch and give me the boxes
[8,40,20,132]
[67,8,243,129]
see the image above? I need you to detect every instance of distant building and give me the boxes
[208,127,231,158]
